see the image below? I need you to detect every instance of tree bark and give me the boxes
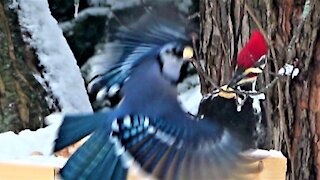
[0,1,49,133]
[200,0,320,179]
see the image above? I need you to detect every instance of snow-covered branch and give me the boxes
[16,0,92,114]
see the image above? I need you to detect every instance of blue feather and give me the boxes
[110,160,127,180]
[60,128,109,179]
[60,128,128,180]
[54,112,108,152]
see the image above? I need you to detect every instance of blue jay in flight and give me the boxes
[54,10,256,180]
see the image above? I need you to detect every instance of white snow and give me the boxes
[244,149,285,158]
[74,0,80,18]
[0,113,67,165]
[0,123,66,167]
[0,155,67,168]
[90,0,141,9]
[87,0,193,13]
[59,7,112,33]
[17,0,93,114]
[278,63,300,78]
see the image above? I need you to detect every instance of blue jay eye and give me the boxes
[173,47,183,57]
[165,48,171,54]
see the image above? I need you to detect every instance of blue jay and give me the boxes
[54,11,256,180]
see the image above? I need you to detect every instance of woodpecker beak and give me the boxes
[228,55,267,88]
[227,68,250,88]
[227,67,262,87]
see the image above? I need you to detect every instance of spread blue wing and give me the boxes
[60,114,257,180]
[111,115,257,180]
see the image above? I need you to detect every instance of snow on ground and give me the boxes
[0,117,66,167]
[246,149,285,158]
[0,129,67,168]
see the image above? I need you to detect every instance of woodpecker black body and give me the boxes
[198,93,266,150]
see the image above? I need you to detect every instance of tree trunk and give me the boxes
[200,0,320,179]
[0,1,49,133]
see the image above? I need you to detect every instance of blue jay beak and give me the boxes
[182,46,194,60]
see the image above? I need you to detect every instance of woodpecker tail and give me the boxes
[59,128,128,180]
[54,112,108,152]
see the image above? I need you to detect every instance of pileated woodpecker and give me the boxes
[198,31,268,149]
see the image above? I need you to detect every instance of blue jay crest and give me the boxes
[85,10,197,109]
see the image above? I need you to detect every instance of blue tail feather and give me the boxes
[111,160,128,180]
[54,112,108,152]
[60,128,109,179]
[93,149,120,180]
[60,128,128,180]
[84,145,116,179]
[81,134,114,178]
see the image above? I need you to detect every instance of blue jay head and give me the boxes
[158,42,194,82]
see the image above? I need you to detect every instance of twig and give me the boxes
[232,0,245,68]
[190,33,208,94]
[188,12,200,20]
[211,13,231,67]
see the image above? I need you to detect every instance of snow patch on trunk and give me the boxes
[16,0,92,114]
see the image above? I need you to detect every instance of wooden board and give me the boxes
[0,150,286,180]
[127,150,287,180]
[0,163,56,180]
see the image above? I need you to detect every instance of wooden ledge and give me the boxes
[0,149,286,180]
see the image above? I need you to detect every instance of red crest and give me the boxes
[237,31,268,68]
